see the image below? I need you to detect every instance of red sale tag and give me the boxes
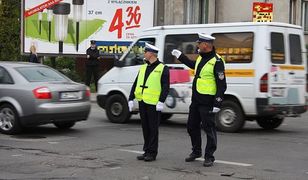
[109,6,141,39]
[126,6,141,30]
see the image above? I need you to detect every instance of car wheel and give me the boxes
[54,122,76,129]
[256,116,284,130]
[0,104,22,135]
[161,113,173,123]
[215,100,245,133]
[105,94,131,123]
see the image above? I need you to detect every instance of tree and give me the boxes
[0,0,21,61]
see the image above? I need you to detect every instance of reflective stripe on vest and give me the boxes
[134,63,164,105]
[194,54,224,95]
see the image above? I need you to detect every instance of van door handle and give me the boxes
[289,71,295,75]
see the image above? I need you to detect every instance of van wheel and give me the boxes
[161,113,173,122]
[0,104,22,135]
[256,116,284,130]
[105,94,131,123]
[216,100,245,133]
[54,122,75,129]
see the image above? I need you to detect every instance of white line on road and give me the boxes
[196,158,252,167]
[12,154,23,157]
[118,149,144,154]
[118,149,253,167]
[47,142,59,144]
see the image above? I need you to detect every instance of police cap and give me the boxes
[144,43,159,53]
[196,33,216,43]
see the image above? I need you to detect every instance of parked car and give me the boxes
[0,62,91,135]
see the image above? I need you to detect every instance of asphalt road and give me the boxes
[0,103,308,180]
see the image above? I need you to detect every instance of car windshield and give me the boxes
[120,38,156,66]
[16,66,69,82]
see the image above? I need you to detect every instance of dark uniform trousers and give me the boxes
[187,101,217,161]
[138,101,161,157]
[85,66,99,91]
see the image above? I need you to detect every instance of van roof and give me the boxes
[143,22,302,32]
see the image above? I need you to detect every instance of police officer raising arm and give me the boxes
[128,43,170,162]
[171,33,227,167]
[85,40,100,92]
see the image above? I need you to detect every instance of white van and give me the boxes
[97,22,307,132]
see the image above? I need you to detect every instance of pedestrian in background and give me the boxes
[128,43,170,162]
[85,40,100,92]
[171,33,227,167]
[29,45,39,63]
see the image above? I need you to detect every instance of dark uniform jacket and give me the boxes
[86,47,100,66]
[29,53,39,63]
[129,60,170,103]
[178,48,227,108]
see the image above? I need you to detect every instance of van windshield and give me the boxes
[120,38,156,66]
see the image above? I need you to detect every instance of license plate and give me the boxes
[60,91,82,100]
[271,87,285,97]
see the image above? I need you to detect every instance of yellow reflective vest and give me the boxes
[195,54,224,95]
[134,63,164,105]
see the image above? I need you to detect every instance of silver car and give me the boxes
[0,62,91,135]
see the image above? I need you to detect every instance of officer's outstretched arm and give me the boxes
[171,49,196,69]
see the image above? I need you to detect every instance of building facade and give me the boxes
[155,0,308,41]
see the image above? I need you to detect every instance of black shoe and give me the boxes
[203,158,214,167]
[137,154,145,160]
[185,153,202,162]
[144,155,156,162]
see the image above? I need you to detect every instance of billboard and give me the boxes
[252,2,273,22]
[21,0,154,55]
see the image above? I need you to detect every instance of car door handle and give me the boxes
[289,71,295,75]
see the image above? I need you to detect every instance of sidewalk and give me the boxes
[90,92,97,102]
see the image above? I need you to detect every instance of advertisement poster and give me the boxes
[252,2,273,22]
[22,0,154,55]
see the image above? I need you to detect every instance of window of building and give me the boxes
[120,38,156,66]
[164,34,198,64]
[271,32,285,64]
[213,32,254,63]
[184,0,208,24]
[289,34,302,65]
[302,0,308,32]
[290,0,297,24]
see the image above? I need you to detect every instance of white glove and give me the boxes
[128,101,134,112]
[156,101,164,111]
[212,107,220,113]
[171,49,182,59]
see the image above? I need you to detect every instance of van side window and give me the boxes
[289,34,302,65]
[121,38,156,66]
[271,32,285,64]
[0,67,13,84]
[164,34,199,64]
[213,33,254,63]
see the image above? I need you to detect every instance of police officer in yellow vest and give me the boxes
[128,43,170,162]
[171,33,227,167]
